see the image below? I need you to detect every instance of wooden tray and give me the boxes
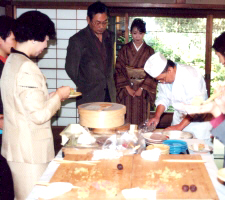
[48,154,218,200]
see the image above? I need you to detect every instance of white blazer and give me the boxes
[1,52,61,164]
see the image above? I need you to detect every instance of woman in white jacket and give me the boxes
[1,11,70,199]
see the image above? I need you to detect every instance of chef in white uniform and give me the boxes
[144,52,211,139]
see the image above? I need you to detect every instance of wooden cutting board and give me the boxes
[47,154,218,200]
[132,154,218,200]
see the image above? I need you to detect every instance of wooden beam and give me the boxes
[205,14,213,97]
[7,2,225,11]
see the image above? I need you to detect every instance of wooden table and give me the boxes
[47,154,218,200]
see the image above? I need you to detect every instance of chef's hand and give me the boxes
[133,87,143,97]
[184,101,222,118]
[147,117,159,127]
[125,86,135,97]
[56,86,71,101]
[0,114,3,129]
[164,124,183,131]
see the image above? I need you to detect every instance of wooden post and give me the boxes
[205,14,213,97]
[125,13,129,44]
[5,4,15,18]
[176,0,186,3]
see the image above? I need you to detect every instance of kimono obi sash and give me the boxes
[126,66,146,80]
[126,66,146,89]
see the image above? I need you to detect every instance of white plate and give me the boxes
[217,168,225,182]
[188,144,213,153]
[162,130,193,139]
[68,92,82,98]
[142,132,162,142]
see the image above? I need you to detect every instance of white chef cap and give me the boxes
[144,52,168,78]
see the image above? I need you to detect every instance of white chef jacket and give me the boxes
[155,63,211,139]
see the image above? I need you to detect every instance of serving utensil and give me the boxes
[53,159,100,165]
[163,159,206,163]
[36,181,80,189]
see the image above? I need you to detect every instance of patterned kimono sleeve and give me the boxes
[114,46,130,89]
[141,74,158,103]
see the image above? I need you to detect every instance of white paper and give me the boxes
[141,149,161,161]
[122,187,156,199]
[39,182,73,199]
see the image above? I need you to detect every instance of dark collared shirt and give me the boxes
[88,25,108,74]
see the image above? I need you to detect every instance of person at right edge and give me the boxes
[65,1,116,107]
[184,32,225,156]
[114,18,157,125]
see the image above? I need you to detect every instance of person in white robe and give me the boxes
[144,52,211,139]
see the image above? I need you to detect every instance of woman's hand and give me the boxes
[133,87,143,97]
[184,101,222,118]
[125,86,135,97]
[56,86,71,101]
[164,124,183,131]
[214,86,225,114]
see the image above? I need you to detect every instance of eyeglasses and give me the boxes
[91,20,108,27]
[157,72,168,83]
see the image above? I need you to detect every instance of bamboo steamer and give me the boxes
[78,102,126,128]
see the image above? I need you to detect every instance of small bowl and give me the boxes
[163,140,188,154]
[146,144,170,155]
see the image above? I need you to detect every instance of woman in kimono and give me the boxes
[1,11,70,199]
[115,18,157,125]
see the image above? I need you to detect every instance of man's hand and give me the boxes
[147,117,159,127]
[164,124,183,131]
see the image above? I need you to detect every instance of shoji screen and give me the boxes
[16,8,88,126]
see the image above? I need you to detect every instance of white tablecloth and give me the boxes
[27,139,225,200]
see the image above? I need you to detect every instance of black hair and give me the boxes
[14,11,56,43]
[161,59,176,73]
[212,32,225,57]
[87,1,109,21]
[130,18,146,33]
[0,15,15,41]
